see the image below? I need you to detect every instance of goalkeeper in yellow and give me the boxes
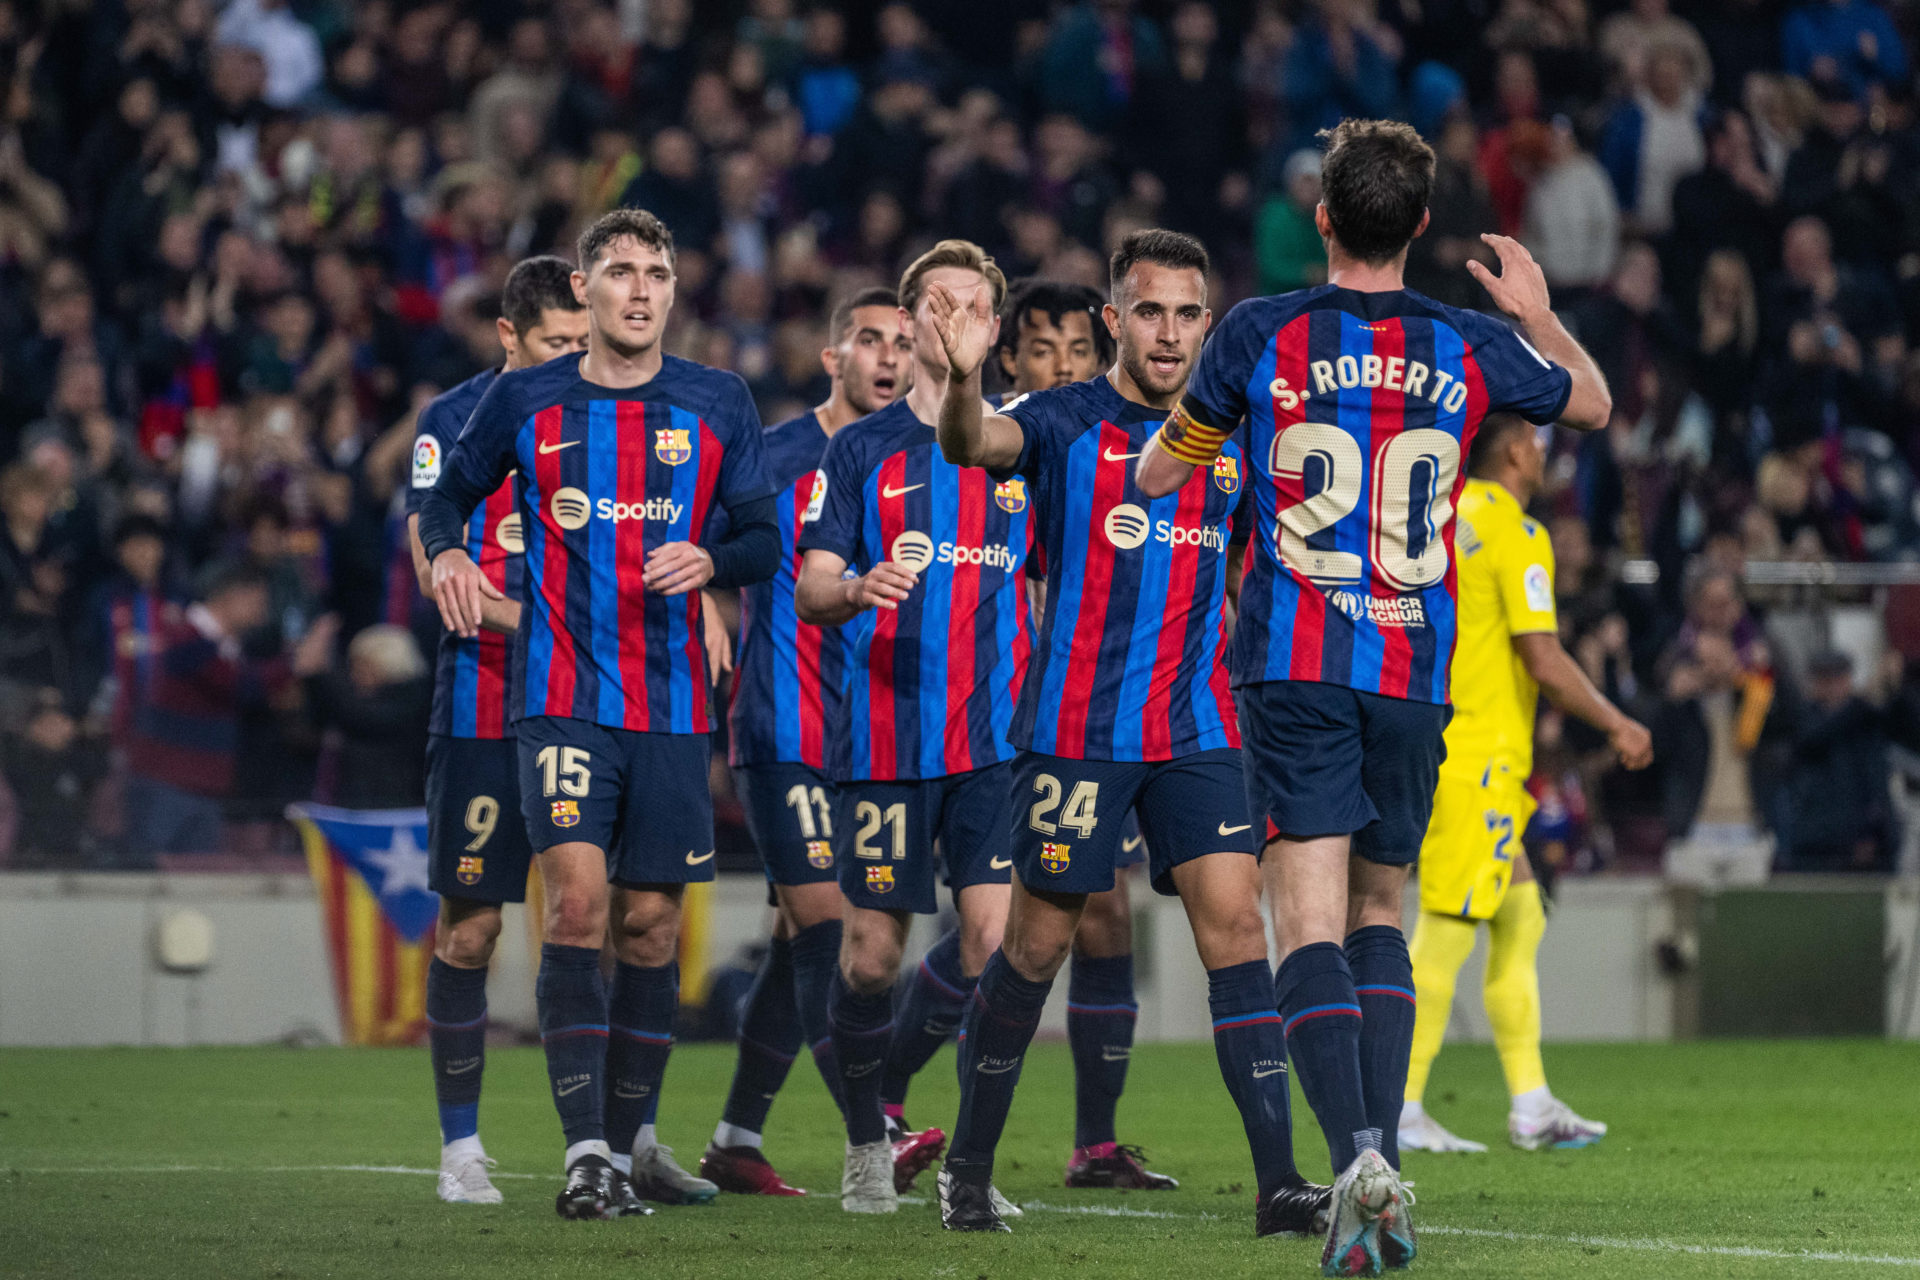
[1399,414,1653,1155]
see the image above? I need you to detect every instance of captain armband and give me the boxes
[1152,403,1231,467]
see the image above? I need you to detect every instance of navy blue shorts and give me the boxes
[837,763,1014,914]
[1010,749,1257,897]
[1116,813,1147,870]
[1236,680,1451,866]
[734,762,841,888]
[515,716,716,885]
[426,734,533,903]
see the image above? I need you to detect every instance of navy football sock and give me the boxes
[536,943,609,1150]
[719,937,802,1139]
[946,951,1052,1187]
[605,960,678,1156]
[881,929,973,1111]
[1276,941,1373,1172]
[1067,952,1136,1149]
[789,919,846,1115]
[829,971,895,1146]
[426,957,488,1145]
[1347,925,1417,1170]
[1207,959,1300,1198]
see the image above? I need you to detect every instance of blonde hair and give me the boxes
[348,624,428,684]
[898,239,1007,317]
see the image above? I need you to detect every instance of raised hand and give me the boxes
[1467,234,1553,328]
[926,279,996,380]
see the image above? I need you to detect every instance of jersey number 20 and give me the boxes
[1270,425,1461,590]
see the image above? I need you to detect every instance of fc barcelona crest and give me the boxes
[806,840,834,869]
[456,856,484,886]
[1040,842,1071,874]
[866,865,895,894]
[1213,454,1241,495]
[551,800,581,828]
[994,477,1027,514]
[654,428,692,465]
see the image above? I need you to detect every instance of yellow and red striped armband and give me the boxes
[1153,403,1231,467]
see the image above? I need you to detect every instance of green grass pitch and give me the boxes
[3,1039,1918,1278]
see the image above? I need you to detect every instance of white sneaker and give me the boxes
[436,1147,503,1205]
[1398,1109,1488,1154]
[1509,1097,1607,1151]
[841,1139,899,1213]
[629,1142,719,1204]
[1321,1148,1416,1276]
[988,1185,1023,1218]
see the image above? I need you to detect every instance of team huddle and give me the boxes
[404,118,1648,1277]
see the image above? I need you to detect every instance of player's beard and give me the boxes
[1119,345,1189,401]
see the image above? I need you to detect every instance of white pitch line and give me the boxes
[10,1166,1920,1269]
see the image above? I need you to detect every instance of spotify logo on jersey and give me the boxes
[495,512,524,554]
[550,487,592,531]
[889,531,936,572]
[1104,504,1151,550]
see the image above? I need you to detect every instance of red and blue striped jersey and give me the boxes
[798,399,1034,782]
[407,369,525,740]
[1184,287,1573,704]
[726,411,855,769]
[1000,377,1246,761]
[423,352,772,734]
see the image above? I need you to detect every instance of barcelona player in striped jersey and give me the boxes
[795,240,1030,1216]
[930,229,1326,1238]
[1136,120,1613,1276]
[419,210,781,1220]
[403,255,587,1206]
[992,279,1178,1191]
[696,286,910,1196]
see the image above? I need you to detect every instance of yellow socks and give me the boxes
[1404,909,1478,1104]
[1485,881,1548,1098]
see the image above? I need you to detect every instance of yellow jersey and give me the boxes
[1443,479,1556,781]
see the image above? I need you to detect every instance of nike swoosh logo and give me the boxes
[1100,1046,1132,1062]
[556,1079,592,1097]
[845,1061,880,1078]
[1252,1065,1287,1079]
[613,1086,649,1099]
[882,483,925,499]
[537,440,578,455]
[685,849,715,865]
[989,855,1012,870]
[1121,836,1144,853]
[1102,448,1141,463]
[1217,822,1252,836]
[977,1061,1018,1074]
[444,1059,481,1075]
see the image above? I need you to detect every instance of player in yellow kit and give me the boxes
[1399,413,1653,1154]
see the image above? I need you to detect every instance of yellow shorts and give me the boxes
[1418,761,1537,921]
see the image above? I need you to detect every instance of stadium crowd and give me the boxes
[3,0,1920,875]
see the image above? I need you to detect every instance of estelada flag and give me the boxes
[288,804,439,1046]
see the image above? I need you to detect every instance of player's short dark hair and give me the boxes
[501,255,584,333]
[898,239,1007,318]
[996,279,1114,366]
[1469,412,1532,478]
[578,207,675,271]
[1108,229,1210,302]
[1319,119,1435,264]
[828,286,900,345]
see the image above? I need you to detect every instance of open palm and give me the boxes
[927,280,995,379]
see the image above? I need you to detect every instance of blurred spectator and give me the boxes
[1778,648,1892,870]
[304,623,430,809]
[120,565,332,864]
[1280,0,1402,156]
[1407,115,1499,308]
[1781,0,1907,97]
[1038,0,1169,132]
[1255,150,1327,294]
[215,0,325,109]
[1668,110,1780,301]
[1598,0,1712,96]
[1,687,108,869]
[1522,118,1620,296]
[1597,37,1707,235]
